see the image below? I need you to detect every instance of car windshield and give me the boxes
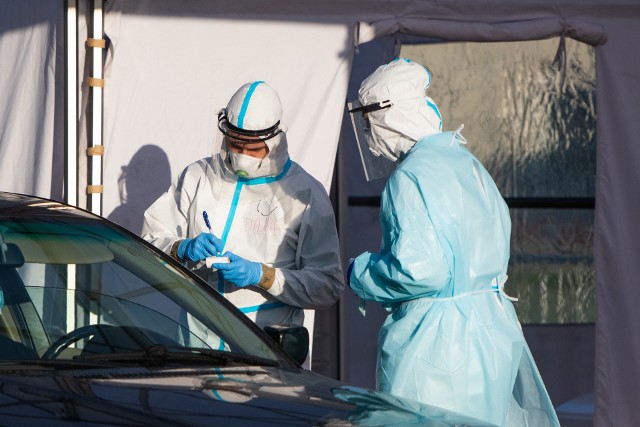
[0,202,284,367]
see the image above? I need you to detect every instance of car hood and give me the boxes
[0,365,491,426]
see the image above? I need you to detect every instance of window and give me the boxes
[401,38,596,323]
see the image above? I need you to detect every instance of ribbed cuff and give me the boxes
[257,264,276,290]
[170,239,184,261]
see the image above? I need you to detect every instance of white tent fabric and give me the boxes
[100,1,353,233]
[0,2,64,200]
[1,1,640,425]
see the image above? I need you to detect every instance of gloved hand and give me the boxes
[177,233,222,262]
[213,252,263,287]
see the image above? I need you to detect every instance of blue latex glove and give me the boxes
[213,252,263,287]
[177,233,222,262]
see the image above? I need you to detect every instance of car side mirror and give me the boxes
[0,243,25,267]
[263,324,309,366]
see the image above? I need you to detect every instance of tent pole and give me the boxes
[65,0,78,207]
[88,0,104,216]
[64,0,79,334]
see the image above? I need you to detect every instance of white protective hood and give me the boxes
[358,58,442,162]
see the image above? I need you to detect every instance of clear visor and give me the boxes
[347,100,397,181]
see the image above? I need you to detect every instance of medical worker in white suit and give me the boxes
[347,58,559,426]
[142,81,345,348]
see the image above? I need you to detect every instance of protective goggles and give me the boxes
[217,110,282,143]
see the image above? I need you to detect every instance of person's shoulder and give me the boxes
[409,131,472,162]
[392,141,444,183]
[388,164,417,188]
[182,156,216,171]
[174,156,217,182]
[413,132,452,151]
[287,161,321,185]
[284,161,331,198]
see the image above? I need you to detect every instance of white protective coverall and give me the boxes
[348,59,559,427]
[142,84,344,342]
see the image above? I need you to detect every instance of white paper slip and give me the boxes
[206,256,230,268]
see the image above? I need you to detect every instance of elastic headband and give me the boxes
[348,100,392,115]
[217,111,282,143]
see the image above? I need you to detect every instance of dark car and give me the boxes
[0,192,490,426]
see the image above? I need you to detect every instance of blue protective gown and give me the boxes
[349,131,560,427]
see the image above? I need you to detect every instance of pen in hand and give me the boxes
[203,211,213,234]
[202,210,229,266]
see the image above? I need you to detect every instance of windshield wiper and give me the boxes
[73,344,278,368]
[177,346,279,367]
[0,359,129,372]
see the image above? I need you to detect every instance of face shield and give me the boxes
[347,99,397,181]
[349,58,444,181]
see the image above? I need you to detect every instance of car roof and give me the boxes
[0,191,100,220]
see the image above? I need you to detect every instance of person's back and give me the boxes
[378,131,540,425]
[347,58,559,426]
[397,131,511,297]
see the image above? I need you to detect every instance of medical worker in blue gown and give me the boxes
[347,59,560,427]
[142,82,345,358]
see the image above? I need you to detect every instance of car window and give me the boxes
[0,217,282,365]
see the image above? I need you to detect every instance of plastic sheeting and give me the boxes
[401,39,596,198]
[509,208,595,324]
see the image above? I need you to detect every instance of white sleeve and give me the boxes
[141,163,200,253]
